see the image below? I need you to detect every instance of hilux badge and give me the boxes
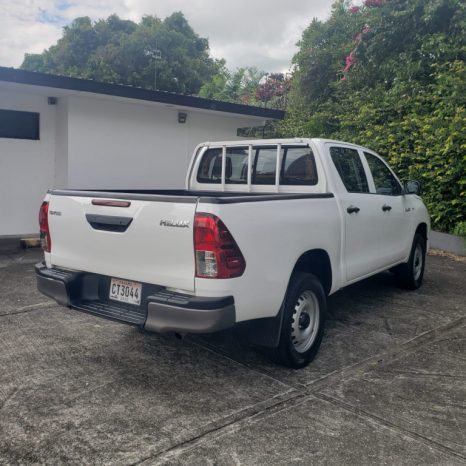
[160,219,190,228]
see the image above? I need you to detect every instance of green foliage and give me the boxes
[199,68,290,109]
[453,221,466,238]
[21,13,222,94]
[198,67,266,104]
[281,0,466,233]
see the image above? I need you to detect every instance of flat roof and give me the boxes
[0,67,285,120]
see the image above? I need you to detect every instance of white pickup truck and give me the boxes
[36,138,429,368]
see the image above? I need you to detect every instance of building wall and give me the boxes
[0,89,56,236]
[54,97,69,189]
[66,96,259,189]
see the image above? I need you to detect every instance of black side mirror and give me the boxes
[404,180,421,195]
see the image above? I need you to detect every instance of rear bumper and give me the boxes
[35,263,235,334]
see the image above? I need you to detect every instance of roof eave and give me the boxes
[0,67,285,120]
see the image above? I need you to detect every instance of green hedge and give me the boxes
[278,0,466,234]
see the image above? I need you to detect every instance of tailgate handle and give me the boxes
[92,199,131,207]
[86,214,133,232]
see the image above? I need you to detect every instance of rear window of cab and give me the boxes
[197,146,318,186]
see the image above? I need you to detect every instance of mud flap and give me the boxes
[247,305,285,348]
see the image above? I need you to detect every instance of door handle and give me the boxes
[347,205,360,214]
[382,204,392,212]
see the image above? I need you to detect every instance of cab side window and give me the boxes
[197,147,249,184]
[197,148,222,183]
[197,145,319,186]
[281,147,318,185]
[330,147,369,193]
[364,152,402,195]
[253,147,279,185]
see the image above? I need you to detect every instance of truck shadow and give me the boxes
[184,269,439,380]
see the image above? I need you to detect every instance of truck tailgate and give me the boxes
[47,194,197,292]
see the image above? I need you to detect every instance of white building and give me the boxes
[0,67,284,243]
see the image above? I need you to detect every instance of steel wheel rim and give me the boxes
[291,290,320,353]
[413,243,423,281]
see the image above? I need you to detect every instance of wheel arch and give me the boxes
[247,248,332,349]
[416,222,428,243]
[292,249,333,296]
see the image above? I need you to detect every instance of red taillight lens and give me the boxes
[39,201,51,252]
[194,213,246,279]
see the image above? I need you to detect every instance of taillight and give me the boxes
[39,201,51,252]
[194,213,246,279]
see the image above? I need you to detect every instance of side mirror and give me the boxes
[404,180,421,195]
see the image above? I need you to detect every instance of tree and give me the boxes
[255,73,292,109]
[198,67,266,104]
[281,0,466,233]
[21,13,222,95]
[199,68,291,109]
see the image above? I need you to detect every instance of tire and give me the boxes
[393,233,426,290]
[270,273,326,369]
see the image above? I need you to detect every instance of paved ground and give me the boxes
[0,250,465,465]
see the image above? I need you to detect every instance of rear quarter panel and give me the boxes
[195,197,341,322]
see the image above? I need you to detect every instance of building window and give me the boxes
[0,109,40,140]
[237,120,275,138]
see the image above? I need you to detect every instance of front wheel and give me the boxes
[270,273,326,369]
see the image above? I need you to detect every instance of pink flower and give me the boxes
[343,52,355,72]
[354,26,370,44]
[350,6,360,13]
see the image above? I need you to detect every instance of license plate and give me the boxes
[109,278,142,306]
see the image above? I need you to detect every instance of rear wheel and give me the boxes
[271,273,326,369]
[393,233,426,289]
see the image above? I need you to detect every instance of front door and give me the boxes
[362,151,412,265]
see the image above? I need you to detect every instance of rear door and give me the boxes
[47,193,197,292]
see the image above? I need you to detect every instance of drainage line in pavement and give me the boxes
[314,392,466,462]
[145,317,466,464]
[306,316,465,392]
[131,390,312,466]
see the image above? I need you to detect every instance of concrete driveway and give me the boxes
[0,250,465,465]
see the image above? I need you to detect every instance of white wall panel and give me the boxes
[66,96,260,189]
[0,90,55,235]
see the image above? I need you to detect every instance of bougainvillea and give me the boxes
[255,73,291,105]
[354,26,370,44]
[341,52,355,79]
[342,26,369,79]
